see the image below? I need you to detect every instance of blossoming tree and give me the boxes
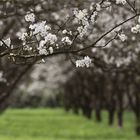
[0,0,140,135]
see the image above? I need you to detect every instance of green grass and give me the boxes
[0,108,139,140]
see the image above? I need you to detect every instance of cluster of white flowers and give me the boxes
[76,56,92,67]
[77,26,88,37]
[90,2,102,11]
[116,0,126,5]
[39,34,57,47]
[62,30,72,35]
[96,3,101,12]
[130,16,140,33]
[62,36,72,45]
[38,47,48,55]
[25,13,35,22]
[73,9,90,37]
[29,21,51,37]
[131,24,140,33]
[0,38,11,47]
[74,3,101,38]
[62,30,67,34]
[44,33,57,45]
[118,33,127,42]
[16,28,27,42]
[23,13,58,55]
[91,11,98,23]
[38,33,57,55]
[19,32,28,42]
[39,40,46,48]
[17,31,28,46]
[73,9,88,22]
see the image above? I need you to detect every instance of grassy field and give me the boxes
[0,108,139,140]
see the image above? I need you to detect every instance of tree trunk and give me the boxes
[108,98,116,125]
[117,94,123,128]
[95,100,102,122]
[135,93,140,135]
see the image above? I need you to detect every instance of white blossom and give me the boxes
[74,9,88,21]
[131,24,140,33]
[39,40,46,48]
[25,13,35,22]
[62,30,67,34]
[73,8,88,25]
[116,0,126,5]
[18,32,28,41]
[91,11,98,23]
[44,33,57,45]
[49,47,54,54]
[39,33,57,48]
[96,3,101,12]
[29,21,51,37]
[62,36,72,45]
[76,56,92,67]
[38,48,48,55]
[118,33,127,42]
[77,26,88,37]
